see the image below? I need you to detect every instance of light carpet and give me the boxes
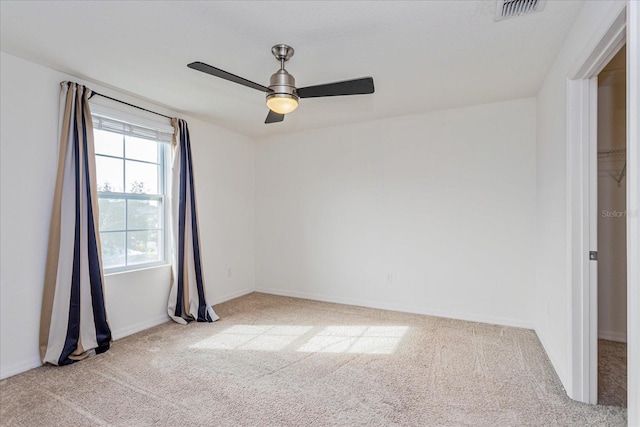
[0,293,627,426]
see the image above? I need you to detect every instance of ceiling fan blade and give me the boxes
[265,110,285,124]
[187,61,270,92]
[297,77,374,98]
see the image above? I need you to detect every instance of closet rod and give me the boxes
[90,91,173,121]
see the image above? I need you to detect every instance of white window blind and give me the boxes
[90,101,175,143]
[92,115,174,143]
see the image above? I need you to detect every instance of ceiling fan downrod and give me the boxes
[267,44,299,113]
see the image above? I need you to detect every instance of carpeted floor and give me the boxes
[599,339,627,408]
[0,293,627,426]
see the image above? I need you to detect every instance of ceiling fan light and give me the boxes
[266,94,299,115]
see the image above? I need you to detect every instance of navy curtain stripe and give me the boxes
[167,119,219,324]
[185,133,210,322]
[83,98,111,353]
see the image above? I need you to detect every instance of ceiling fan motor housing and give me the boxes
[267,68,298,101]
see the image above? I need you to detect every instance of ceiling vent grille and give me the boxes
[495,0,546,21]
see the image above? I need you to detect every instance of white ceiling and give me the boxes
[1,0,584,138]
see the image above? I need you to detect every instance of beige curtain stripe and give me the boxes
[39,83,74,360]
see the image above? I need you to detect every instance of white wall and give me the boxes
[534,0,626,398]
[255,98,537,328]
[187,114,256,306]
[597,65,627,343]
[0,52,255,378]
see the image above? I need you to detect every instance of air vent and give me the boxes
[495,0,546,21]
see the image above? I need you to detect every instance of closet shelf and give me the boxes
[598,148,626,186]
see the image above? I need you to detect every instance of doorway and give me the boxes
[596,46,627,408]
[566,2,639,422]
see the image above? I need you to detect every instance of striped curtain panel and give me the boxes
[40,82,112,366]
[167,119,219,324]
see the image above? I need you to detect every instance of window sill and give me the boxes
[104,263,171,277]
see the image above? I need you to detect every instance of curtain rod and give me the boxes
[90,91,174,121]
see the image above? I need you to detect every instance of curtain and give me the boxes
[167,119,219,324]
[40,82,112,365]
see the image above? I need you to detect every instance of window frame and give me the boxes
[91,103,173,275]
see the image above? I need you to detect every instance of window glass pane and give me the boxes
[98,198,125,231]
[96,156,124,192]
[128,199,161,229]
[125,160,158,194]
[128,230,162,265]
[125,135,158,163]
[100,232,126,269]
[94,117,168,272]
[94,129,123,158]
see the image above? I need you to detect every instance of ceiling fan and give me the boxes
[187,44,375,124]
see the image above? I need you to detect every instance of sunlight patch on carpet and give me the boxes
[190,325,409,354]
[190,325,313,351]
[297,326,409,354]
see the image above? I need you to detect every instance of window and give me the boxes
[92,107,173,272]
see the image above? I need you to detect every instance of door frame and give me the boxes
[626,2,640,423]
[566,5,639,423]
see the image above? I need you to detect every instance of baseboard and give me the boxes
[110,288,254,340]
[255,287,534,330]
[111,314,171,341]
[0,356,42,380]
[598,330,627,343]
[210,288,255,306]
